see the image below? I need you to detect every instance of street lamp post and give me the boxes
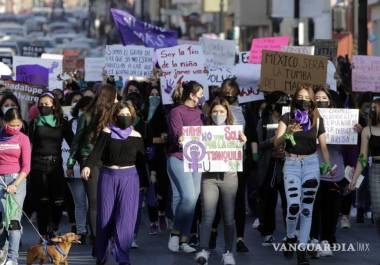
[219,0,224,39]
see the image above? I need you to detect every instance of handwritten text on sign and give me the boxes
[235,64,264,104]
[84,57,105,82]
[282,107,358,145]
[249,36,289,64]
[182,125,244,172]
[200,37,236,66]
[260,50,327,95]
[157,44,208,105]
[352,55,380,92]
[105,45,154,78]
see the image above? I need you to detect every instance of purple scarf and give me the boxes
[294,109,311,132]
[0,129,11,142]
[110,125,132,140]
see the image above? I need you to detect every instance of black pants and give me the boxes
[258,158,287,236]
[64,179,76,226]
[30,155,66,236]
[310,180,343,244]
[151,146,170,215]
[83,165,99,238]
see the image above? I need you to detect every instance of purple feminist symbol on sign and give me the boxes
[183,140,206,172]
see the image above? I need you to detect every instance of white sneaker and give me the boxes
[222,251,236,265]
[168,235,180,252]
[5,260,17,265]
[180,243,196,253]
[319,240,333,257]
[252,218,260,229]
[0,250,7,265]
[131,240,139,249]
[195,249,209,265]
[340,215,351,229]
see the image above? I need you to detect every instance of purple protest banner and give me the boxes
[111,8,178,49]
[16,64,49,87]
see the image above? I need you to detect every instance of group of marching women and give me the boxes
[0,74,379,265]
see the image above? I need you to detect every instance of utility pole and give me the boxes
[358,0,368,55]
[293,0,300,45]
[219,0,225,39]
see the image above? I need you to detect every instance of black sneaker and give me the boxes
[356,208,365,223]
[236,239,249,253]
[208,230,217,250]
[96,259,106,265]
[283,236,297,259]
[189,234,199,248]
[297,250,310,265]
[78,234,87,245]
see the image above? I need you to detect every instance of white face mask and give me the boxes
[211,114,227,125]
[2,106,14,115]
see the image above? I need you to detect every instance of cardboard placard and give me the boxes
[352,55,380,92]
[200,37,236,66]
[260,50,328,94]
[235,64,264,104]
[249,36,289,64]
[105,45,154,79]
[63,50,84,75]
[182,125,244,172]
[314,39,338,63]
[2,80,46,104]
[15,64,49,87]
[12,56,62,90]
[282,107,359,145]
[84,57,105,82]
[157,44,208,105]
[239,51,249,64]
[207,65,235,86]
[282,45,315,55]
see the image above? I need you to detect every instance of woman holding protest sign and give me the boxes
[349,97,380,237]
[274,86,335,265]
[195,97,246,265]
[167,81,204,254]
[309,86,345,257]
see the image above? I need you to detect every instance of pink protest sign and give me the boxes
[248,36,289,64]
[352,55,380,92]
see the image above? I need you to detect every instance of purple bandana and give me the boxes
[294,109,311,132]
[0,129,11,142]
[110,124,132,140]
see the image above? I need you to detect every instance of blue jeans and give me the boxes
[283,154,320,243]
[67,178,87,235]
[167,156,201,236]
[0,173,26,262]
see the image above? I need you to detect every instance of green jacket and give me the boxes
[67,113,94,169]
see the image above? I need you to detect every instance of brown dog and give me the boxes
[26,232,81,265]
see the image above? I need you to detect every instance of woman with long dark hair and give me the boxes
[29,92,73,239]
[0,108,31,264]
[167,81,204,253]
[0,93,28,134]
[66,84,117,252]
[81,101,146,265]
[274,86,334,265]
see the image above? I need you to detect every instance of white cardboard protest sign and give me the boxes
[282,46,315,55]
[84,57,105,82]
[239,51,249,64]
[200,37,236,66]
[13,56,62,90]
[352,55,380,92]
[157,44,209,105]
[182,125,244,172]
[105,45,154,79]
[234,64,264,104]
[282,107,359,145]
[207,65,235,86]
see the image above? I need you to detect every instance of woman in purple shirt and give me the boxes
[167,81,204,254]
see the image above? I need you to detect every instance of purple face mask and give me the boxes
[294,109,311,132]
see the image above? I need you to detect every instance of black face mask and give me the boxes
[116,115,133,129]
[225,96,238,105]
[295,99,311,111]
[316,101,329,108]
[39,106,53,116]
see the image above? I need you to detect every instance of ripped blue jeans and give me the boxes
[283,153,320,243]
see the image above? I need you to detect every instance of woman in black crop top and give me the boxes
[350,98,380,236]
[274,86,334,264]
[29,92,73,239]
[81,101,147,265]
